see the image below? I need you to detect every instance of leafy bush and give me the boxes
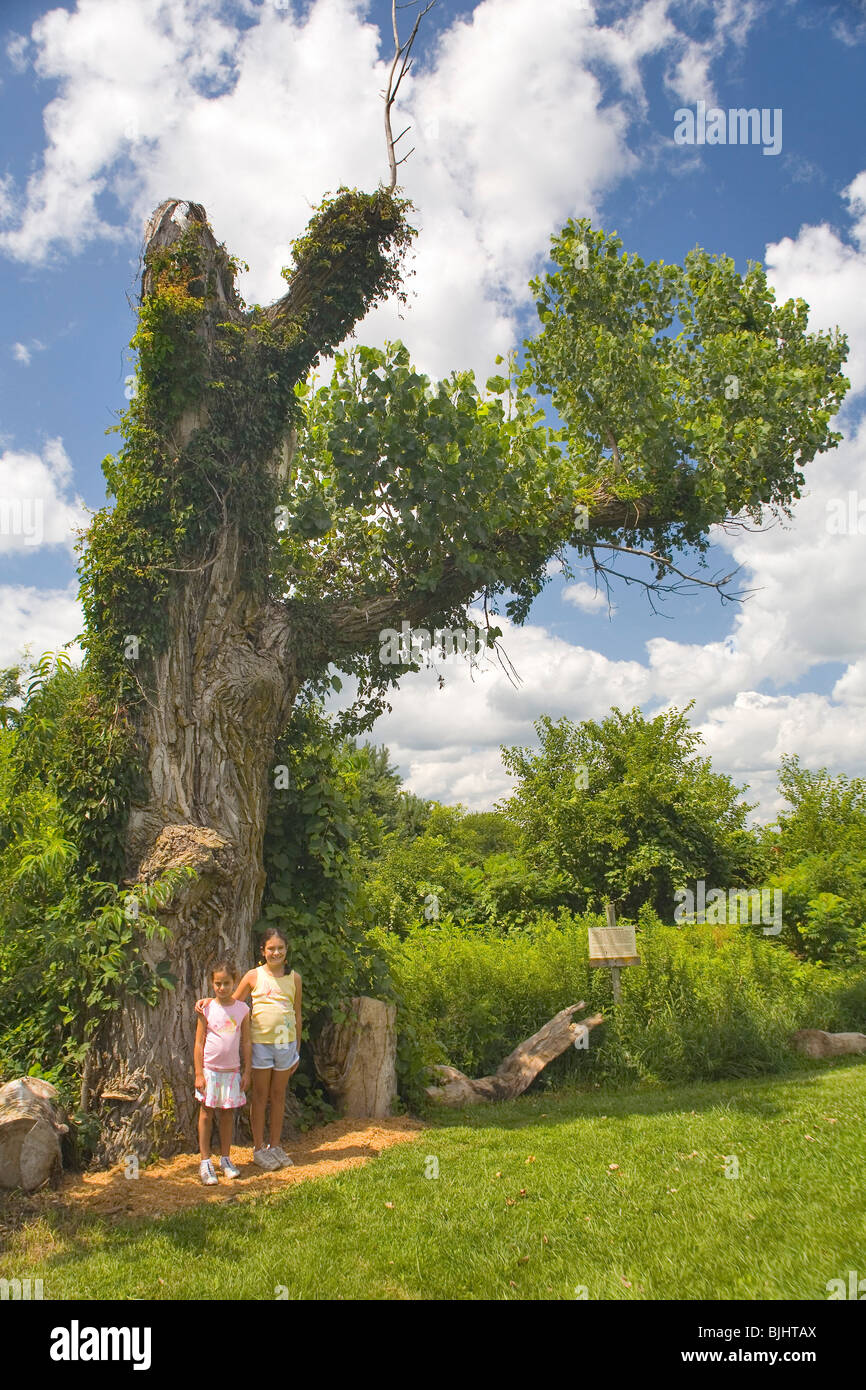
[257,700,429,1116]
[370,910,866,1092]
[768,756,866,963]
[0,656,191,1093]
[357,801,567,933]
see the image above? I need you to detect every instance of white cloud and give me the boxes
[344,604,651,807]
[0,581,84,671]
[696,690,866,822]
[663,0,758,105]
[765,175,866,400]
[5,33,30,74]
[563,581,616,615]
[0,0,763,380]
[0,438,89,555]
[10,339,46,366]
[832,658,866,706]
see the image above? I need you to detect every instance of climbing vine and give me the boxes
[63,187,415,880]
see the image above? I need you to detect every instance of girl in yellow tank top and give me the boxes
[249,962,297,1044]
[230,927,302,1171]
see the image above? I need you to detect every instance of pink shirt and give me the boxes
[202,1000,249,1071]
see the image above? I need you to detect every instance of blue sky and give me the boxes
[1,0,865,817]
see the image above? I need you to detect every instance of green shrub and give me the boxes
[370,911,866,1093]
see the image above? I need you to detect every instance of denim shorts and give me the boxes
[251,1040,300,1071]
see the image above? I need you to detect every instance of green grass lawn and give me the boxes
[3,1061,865,1300]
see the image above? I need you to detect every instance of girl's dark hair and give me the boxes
[211,958,237,981]
[257,926,288,961]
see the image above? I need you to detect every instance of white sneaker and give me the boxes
[219,1156,241,1179]
[200,1159,218,1185]
[269,1146,294,1168]
[253,1147,280,1170]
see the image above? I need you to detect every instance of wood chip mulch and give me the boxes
[2,1115,427,1226]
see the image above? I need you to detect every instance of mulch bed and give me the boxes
[1,1115,427,1228]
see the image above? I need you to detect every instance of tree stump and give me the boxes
[425,1003,604,1106]
[0,1077,69,1191]
[311,997,397,1118]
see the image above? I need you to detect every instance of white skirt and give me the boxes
[195,1067,246,1110]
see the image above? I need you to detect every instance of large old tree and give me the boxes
[66,19,848,1159]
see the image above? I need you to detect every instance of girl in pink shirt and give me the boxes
[193,959,252,1185]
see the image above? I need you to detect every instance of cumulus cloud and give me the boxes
[340,604,651,807]
[0,581,84,671]
[0,0,761,380]
[563,581,616,616]
[0,438,88,555]
[764,174,866,400]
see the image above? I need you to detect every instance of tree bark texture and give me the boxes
[93,521,300,1162]
[425,1004,604,1106]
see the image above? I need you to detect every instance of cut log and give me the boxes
[425,1003,604,1106]
[311,997,397,1118]
[789,1029,866,1058]
[0,1077,69,1191]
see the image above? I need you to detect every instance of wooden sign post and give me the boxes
[588,902,640,1002]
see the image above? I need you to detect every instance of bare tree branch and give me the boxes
[384,0,436,192]
[583,541,753,613]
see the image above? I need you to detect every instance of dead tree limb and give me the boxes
[383,0,436,191]
[790,1029,866,1058]
[425,1003,604,1106]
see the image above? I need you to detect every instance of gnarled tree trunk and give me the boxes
[789,1029,866,1058]
[92,524,299,1161]
[89,200,339,1162]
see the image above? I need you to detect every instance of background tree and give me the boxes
[339,739,431,859]
[355,800,560,934]
[499,706,768,919]
[769,755,866,963]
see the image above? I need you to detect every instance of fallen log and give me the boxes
[789,1029,866,1058]
[312,997,398,1118]
[0,1076,69,1191]
[425,1003,604,1106]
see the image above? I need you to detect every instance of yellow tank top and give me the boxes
[249,965,297,1045]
